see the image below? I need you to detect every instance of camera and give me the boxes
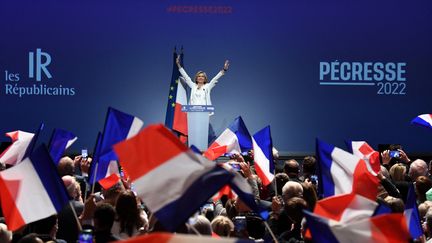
[389,150,400,158]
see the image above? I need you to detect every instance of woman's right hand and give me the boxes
[176,55,181,68]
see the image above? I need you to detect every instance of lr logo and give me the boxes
[28,48,52,81]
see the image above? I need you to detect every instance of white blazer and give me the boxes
[179,67,224,106]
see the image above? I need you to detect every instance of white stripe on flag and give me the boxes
[133,151,215,212]
[330,148,358,195]
[0,158,57,223]
[214,129,240,154]
[126,117,144,139]
[66,137,78,149]
[252,138,274,182]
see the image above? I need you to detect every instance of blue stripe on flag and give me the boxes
[253,126,274,174]
[303,210,339,243]
[23,123,44,160]
[30,145,70,212]
[100,107,135,161]
[344,140,353,154]
[48,129,76,165]
[154,166,234,232]
[316,139,336,198]
[228,116,253,152]
[405,184,422,239]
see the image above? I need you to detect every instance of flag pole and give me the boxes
[264,221,279,243]
[186,223,201,236]
[91,162,99,195]
[69,201,83,232]
[274,178,278,197]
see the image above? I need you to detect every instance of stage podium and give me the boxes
[181,105,214,151]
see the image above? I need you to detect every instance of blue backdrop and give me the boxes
[1,0,431,154]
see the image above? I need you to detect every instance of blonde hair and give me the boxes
[389,163,406,182]
[194,71,208,84]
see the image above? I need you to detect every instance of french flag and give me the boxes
[0,130,34,165]
[346,141,381,174]
[119,232,253,243]
[252,126,275,186]
[89,107,143,189]
[165,50,188,137]
[204,116,252,160]
[0,145,70,231]
[114,124,234,232]
[316,139,379,200]
[313,193,377,224]
[404,184,422,239]
[48,129,77,165]
[304,210,411,243]
[411,114,432,129]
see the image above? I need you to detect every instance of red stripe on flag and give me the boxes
[99,174,120,190]
[114,124,188,181]
[254,163,272,186]
[352,160,379,200]
[313,194,355,221]
[203,143,227,160]
[371,213,410,243]
[0,177,26,231]
[173,103,188,135]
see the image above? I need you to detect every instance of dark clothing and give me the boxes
[57,200,84,243]
[94,230,121,243]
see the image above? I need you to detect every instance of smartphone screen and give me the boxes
[233,216,247,232]
[81,149,88,158]
[78,229,93,243]
[389,151,400,158]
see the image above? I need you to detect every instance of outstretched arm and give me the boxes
[176,55,194,88]
[208,60,229,89]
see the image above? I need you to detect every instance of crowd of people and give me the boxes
[0,144,431,242]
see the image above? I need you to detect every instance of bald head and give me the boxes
[57,156,74,176]
[409,159,428,181]
[284,159,300,179]
[282,181,303,202]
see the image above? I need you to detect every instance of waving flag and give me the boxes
[252,126,275,186]
[0,131,34,165]
[119,232,253,243]
[48,129,77,165]
[89,107,143,188]
[165,48,188,136]
[313,193,377,223]
[346,141,380,174]
[304,210,410,243]
[316,139,379,200]
[411,114,432,129]
[204,116,252,160]
[114,124,234,232]
[0,145,70,231]
[404,184,422,239]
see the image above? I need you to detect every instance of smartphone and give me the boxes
[202,203,214,211]
[233,216,247,232]
[389,151,400,158]
[78,229,93,243]
[230,162,241,171]
[81,149,88,159]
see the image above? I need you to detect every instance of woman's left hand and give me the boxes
[223,60,229,71]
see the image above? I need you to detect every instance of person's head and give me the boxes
[302,156,316,177]
[190,215,212,235]
[409,159,429,181]
[284,197,308,225]
[415,176,432,203]
[384,196,405,213]
[62,175,82,202]
[194,71,208,85]
[282,181,303,203]
[211,216,234,237]
[57,156,74,177]
[102,181,125,206]
[418,201,432,220]
[301,181,318,211]
[284,159,300,179]
[115,190,143,236]
[389,163,406,182]
[17,233,43,243]
[425,209,432,236]
[94,203,116,231]
[274,173,289,196]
